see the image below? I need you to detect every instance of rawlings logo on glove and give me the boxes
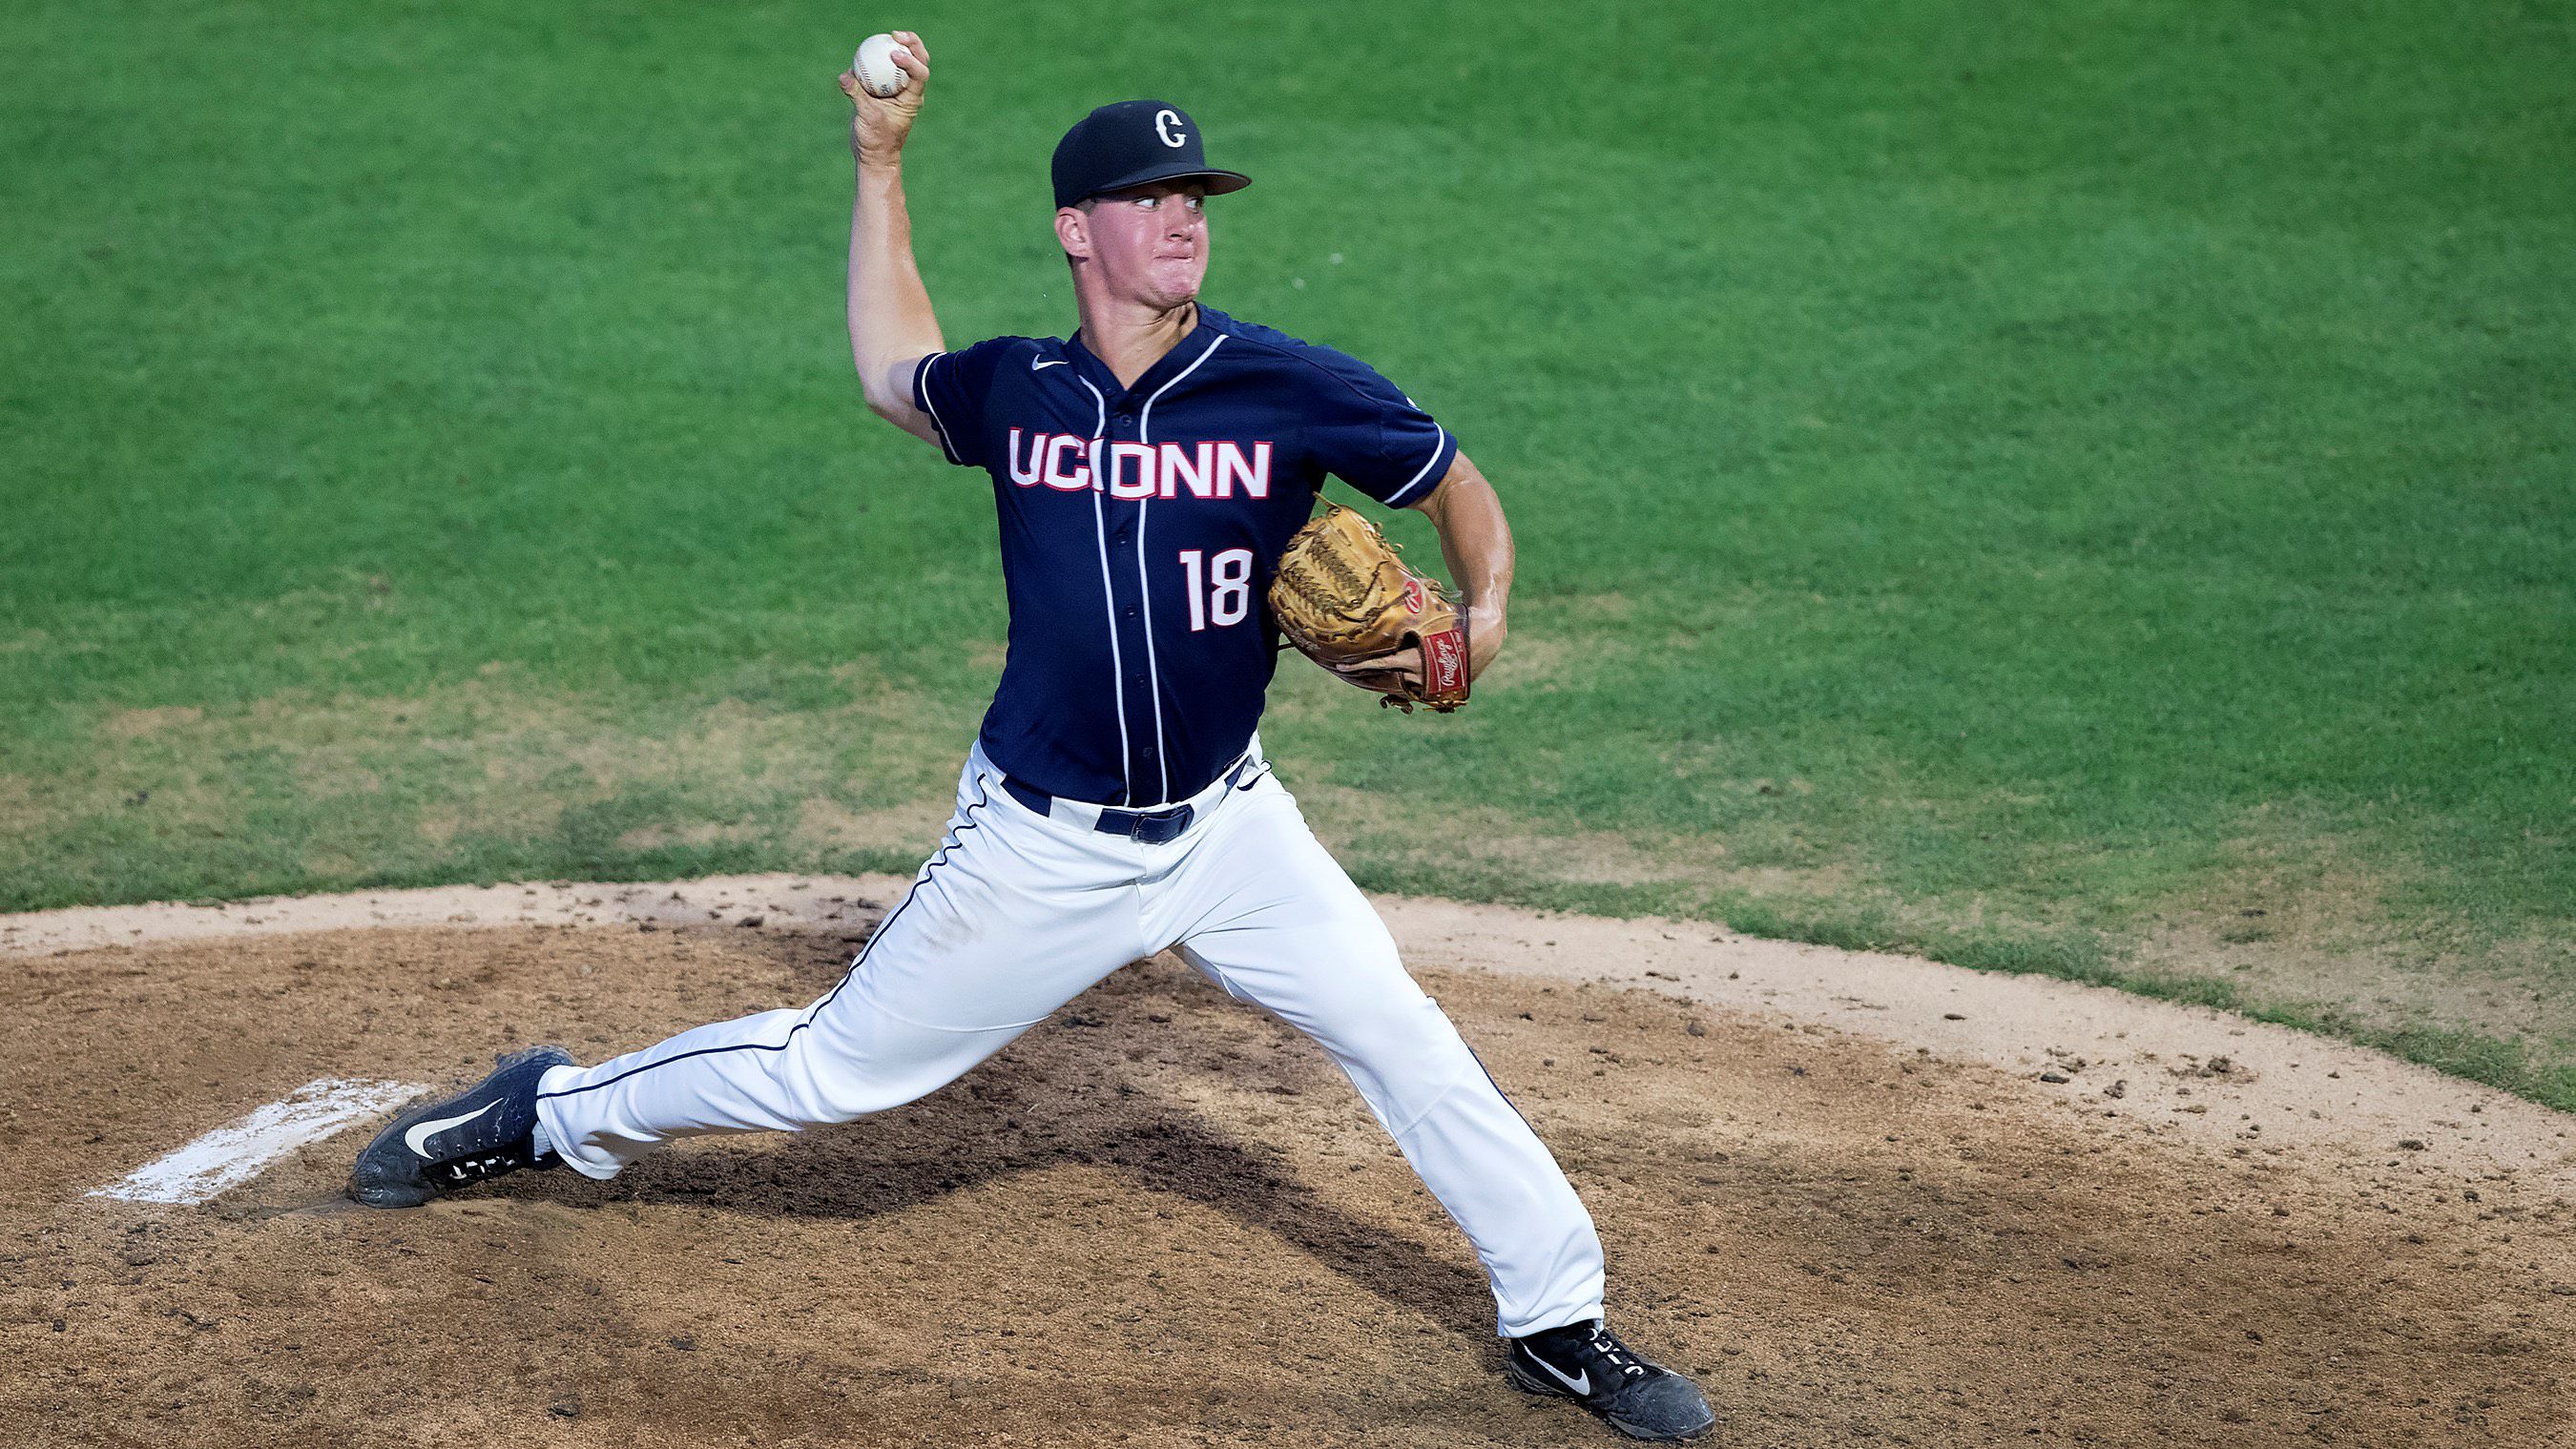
[1268,502,1469,714]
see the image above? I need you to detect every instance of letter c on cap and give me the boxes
[1154,109,1187,148]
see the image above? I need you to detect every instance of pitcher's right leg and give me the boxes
[532,762,1146,1179]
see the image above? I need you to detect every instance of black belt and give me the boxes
[1001,756,1257,845]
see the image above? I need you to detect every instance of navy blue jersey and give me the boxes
[912,305,1458,807]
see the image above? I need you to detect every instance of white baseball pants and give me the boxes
[532,743,1607,1336]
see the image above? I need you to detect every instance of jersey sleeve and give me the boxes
[910,338,1019,468]
[1298,347,1460,507]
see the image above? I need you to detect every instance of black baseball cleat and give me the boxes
[1506,1319,1716,1441]
[347,1045,573,1209]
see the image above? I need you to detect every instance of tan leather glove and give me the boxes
[1268,503,1469,713]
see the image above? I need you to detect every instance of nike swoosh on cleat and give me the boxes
[1525,1355,1590,1397]
[404,1099,501,1157]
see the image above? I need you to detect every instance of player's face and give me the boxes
[1080,181,1209,309]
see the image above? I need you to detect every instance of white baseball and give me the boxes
[853,33,913,98]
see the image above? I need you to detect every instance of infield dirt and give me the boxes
[3,879,2570,1447]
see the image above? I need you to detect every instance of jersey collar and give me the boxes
[1065,305,1232,405]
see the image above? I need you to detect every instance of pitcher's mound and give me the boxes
[9,918,2572,1447]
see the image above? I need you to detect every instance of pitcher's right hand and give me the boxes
[841,29,930,165]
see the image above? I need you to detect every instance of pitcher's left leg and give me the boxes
[1155,776,1605,1337]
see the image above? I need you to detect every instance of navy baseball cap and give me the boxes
[1051,100,1252,209]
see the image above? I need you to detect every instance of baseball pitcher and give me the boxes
[349,31,1714,1441]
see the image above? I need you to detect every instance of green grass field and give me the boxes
[6,3,2570,1102]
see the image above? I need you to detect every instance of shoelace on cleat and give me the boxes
[1583,1325,1652,1380]
[432,1146,532,1185]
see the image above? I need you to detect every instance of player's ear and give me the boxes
[1053,206,1092,261]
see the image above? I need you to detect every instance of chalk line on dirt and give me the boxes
[10,872,2569,1192]
[88,1077,426,1204]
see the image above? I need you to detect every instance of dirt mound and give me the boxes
[2,886,2571,1446]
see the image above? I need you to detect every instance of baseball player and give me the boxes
[351,31,1713,1441]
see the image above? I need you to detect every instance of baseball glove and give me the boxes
[1269,502,1470,713]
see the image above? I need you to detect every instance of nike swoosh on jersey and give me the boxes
[404,1098,501,1157]
[1032,359,1068,370]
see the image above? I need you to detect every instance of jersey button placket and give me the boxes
[1103,402,1159,800]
